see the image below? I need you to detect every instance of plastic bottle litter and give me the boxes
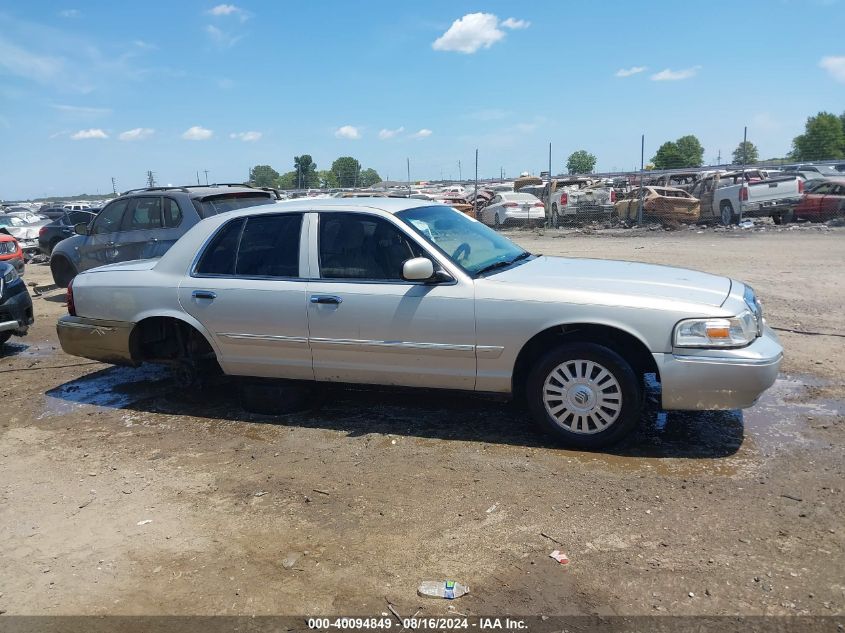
[417,581,470,599]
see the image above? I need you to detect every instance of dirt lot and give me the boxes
[1,226,844,619]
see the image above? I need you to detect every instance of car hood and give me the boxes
[2,226,40,240]
[486,255,731,307]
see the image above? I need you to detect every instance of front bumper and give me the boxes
[57,315,136,365]
[653,325,783,410]
[0,283,34,336]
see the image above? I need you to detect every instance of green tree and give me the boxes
[249,164,280,188]
[791,112,845,160]
[277,171,298,190]
[565,150,597,174]
[331,156,362,187]
[358,168,382,188]
[318,170,338,189]
[293,154,319,188]
[732,141,759,165]
[675,135,704,167]
[651,141,684,169]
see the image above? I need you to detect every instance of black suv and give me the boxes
[0,262,34,347]
[49,184,280,287]
[38,210,99,255]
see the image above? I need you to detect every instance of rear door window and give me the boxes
[235,214,303,278]
[195,219,245,276]
[163,198,183,227]
[123,197,163,231]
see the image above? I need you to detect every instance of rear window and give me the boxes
[192,192,275,218]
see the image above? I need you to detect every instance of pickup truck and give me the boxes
[688,170,803,225]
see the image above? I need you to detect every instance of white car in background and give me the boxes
[479,192,546,228]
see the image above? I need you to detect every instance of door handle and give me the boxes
[192,290,217,300]
[310,295,342,305]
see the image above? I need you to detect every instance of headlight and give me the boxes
[674,309,759,348]
[3,267,19,284]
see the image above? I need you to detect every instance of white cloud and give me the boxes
[411,128,433,139]
[204,24,241,48]
[378,126,404,140]
[52,104,111,115]
[58,9,80,18]
[650,66,701,81]
[119,127,154,141]
[432,13,505,54]
[70,128,108,140]
[820,56,845,83]
[615,66,647,77]
[0,39,63,83]
[230,131,262,142]
[133,39,157,50]
[182,126,213,141]
[335,125,361,140]
[501,17,530,29]
[207,4,250,22]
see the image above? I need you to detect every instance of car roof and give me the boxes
[116,185,277,200]
[211,196,439,220]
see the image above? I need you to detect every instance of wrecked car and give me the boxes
[57,198,782,449]
[547,178,617,227]
[616,186,701,224]
[0,261,34,348]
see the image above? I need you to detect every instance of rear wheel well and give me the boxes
[512,323,658,401]
[50,255,76,288]
[130,316,216,365]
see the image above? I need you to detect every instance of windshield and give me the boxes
[396,205,527,276]
[0,216,25,227]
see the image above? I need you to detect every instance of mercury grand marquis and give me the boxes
[57,198,783,448]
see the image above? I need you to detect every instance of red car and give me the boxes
[0,233,24,274]
[793,178,845,222]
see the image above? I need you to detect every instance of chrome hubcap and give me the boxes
[542,359,622,434]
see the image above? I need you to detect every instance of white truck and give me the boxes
[688,170,803,225]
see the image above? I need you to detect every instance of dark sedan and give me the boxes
[0,261,34,347]
[38,210,98,256]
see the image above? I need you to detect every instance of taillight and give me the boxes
[533,202,545,207]
[39,226,48,237]
[739,186,748,201]
[503,202,518,207]
[610,190,617,202]
[560,193,568,205]
[798,179,804,193]
[66,278,76,316]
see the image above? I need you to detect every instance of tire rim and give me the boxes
[721,206,731,225]
[542,360,622,434]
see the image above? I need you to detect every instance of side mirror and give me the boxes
[74,222,90,236]
[402,257,435,281]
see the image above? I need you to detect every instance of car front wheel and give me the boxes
[526,342,641,449]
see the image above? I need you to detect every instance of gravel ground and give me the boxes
[1,225,843,619]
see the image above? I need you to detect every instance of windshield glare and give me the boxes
[397,205,526,275]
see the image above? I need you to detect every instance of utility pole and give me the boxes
[474,149,479,218]
[406,157,411,196]
[111,177,117,195]
[458,160,462,182]
[717,149,721,166]
[146,170,156,188]
[203,170,209,186]
[196,171,201,185]
[739,126,747,222]
[637,135,645,226]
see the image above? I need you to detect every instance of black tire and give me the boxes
[777,209,794,224]
[720,201,736,226]
[239,379,315,415]
[50,256,77,288]
[551,204,559,228]
[526,342,642,449]
[0,331,11,347]
[494,212,502,228]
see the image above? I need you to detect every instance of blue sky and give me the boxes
[1,0,843,199]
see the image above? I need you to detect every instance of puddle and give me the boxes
[41,364,172,418]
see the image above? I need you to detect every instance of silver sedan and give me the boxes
[56,198,782,449]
